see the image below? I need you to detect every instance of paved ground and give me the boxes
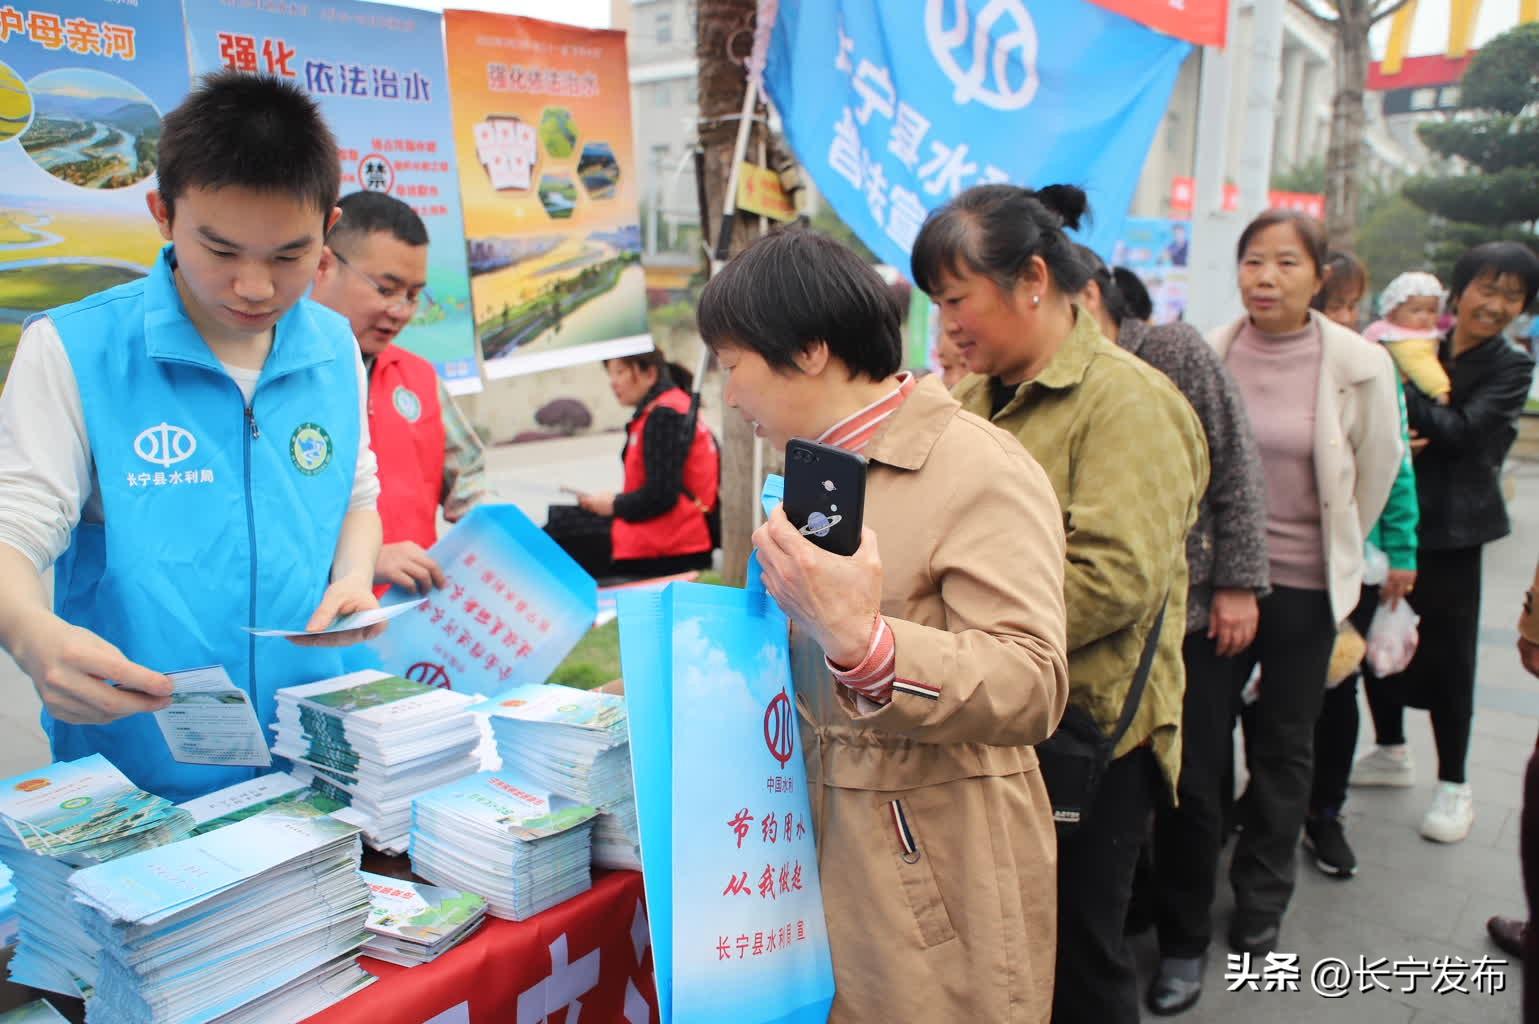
[1153,456,1539,1024]
[0,428,1534,1021]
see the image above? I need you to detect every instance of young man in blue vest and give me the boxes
[310,191,487,595]
[0,72,385,802]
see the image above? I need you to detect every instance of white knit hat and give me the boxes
[1378,271,1444,317]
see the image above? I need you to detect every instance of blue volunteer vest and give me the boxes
[44,245,360,803]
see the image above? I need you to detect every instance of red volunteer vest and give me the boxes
[368,344,446,550]
[612,387,719,561]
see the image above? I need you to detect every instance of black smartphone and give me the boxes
[783,438,867,556]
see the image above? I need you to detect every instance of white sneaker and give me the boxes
[1421,782,1475,843]
[1351,745,1415,788]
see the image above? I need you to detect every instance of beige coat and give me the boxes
[1209,311,1403,624]
[792,375,1070,1023]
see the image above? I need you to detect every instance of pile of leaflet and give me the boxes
[271,670,481,853]
[486,684,640,869]
[359,872,487,966]
[592,798,642,871]
[0,755,193,997]
[70,806,373,1023]
[410,770,597,920]
[175,771,347,837]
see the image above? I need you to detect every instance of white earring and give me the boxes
[1032,294,1041,308]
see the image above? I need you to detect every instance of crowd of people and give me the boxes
[1,68,1539,1024]
[704,188,1539,1021]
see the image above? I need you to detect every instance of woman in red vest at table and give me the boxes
[557,350,720,581]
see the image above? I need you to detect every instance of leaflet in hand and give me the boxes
[154,666,271,768]
[242,597,428,638]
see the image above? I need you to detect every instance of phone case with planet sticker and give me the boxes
[783,438,867,557]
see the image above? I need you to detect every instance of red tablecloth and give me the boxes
[306,870,660,1024]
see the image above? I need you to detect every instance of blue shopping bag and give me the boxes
[617,538,834,1023]
[358,504,598,697]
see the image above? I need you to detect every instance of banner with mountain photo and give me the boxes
[182,0,481,394]
[443,11,650,380]
[0,3,191,391]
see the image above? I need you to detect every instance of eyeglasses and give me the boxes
[332,250,424,314]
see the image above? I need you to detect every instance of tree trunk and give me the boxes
[697,0,762,586]
[1325,2,1372,251]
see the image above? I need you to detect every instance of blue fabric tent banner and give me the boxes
[763,0,1191,266]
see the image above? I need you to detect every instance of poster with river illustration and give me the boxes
[444,11,651,380]
[0,5,190,392]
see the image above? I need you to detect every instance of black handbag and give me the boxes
[1037,600,1167,836]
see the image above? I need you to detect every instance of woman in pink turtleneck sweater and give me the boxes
[1183,211,1402,964]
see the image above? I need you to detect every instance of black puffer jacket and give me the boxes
[1405,333,1534,551]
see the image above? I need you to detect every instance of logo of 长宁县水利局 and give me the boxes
[289,422,333,476]
[392,385,422,423]
[134,422,197,467]
[925,0,1040,111]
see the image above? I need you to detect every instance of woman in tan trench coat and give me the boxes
[696,229,1070,1022]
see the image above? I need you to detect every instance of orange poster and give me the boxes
[445,11,650,379]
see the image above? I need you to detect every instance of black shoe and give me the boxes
[1228,913,1280,956]
[1146,957,1204,1016]
[1304,813,1358,878]
[1487,916,1526,959]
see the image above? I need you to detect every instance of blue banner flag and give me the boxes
[763,0,1191,266]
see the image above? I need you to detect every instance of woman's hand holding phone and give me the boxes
[752,505,883,668]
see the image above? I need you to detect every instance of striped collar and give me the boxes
[816,373,917,454]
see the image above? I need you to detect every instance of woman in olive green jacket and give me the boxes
[912,183,1209,1024]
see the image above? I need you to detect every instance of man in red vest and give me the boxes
[312,191,487,592]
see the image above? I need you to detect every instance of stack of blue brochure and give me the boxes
[176,772,347,837]
[0,755,193,997]
[410,770,597,920]
[486,684,639,869]
[69,807,373,1023]
[271,670,481,853]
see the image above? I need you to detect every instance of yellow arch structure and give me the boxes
[1380,0,1539,76]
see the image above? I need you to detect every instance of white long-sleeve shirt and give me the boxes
[0,317,381,573]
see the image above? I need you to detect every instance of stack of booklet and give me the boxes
[359,872,487,966]
[69,807,373,1023]
[486,684,639,869]
[176,771,349,835]
[592,798,642,871]
[271,670,481,853]
[0,755,194,997]
[410,770,598,921]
